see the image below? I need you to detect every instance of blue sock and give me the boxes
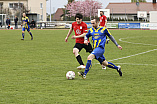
[29,32,33,37]
[107,62,118,69]
[84,60,92,75]
[22,33,25,39]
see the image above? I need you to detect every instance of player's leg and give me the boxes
[84,54,95,75]
[21,27,25,40]
[78,47,104,79]
[78,53,95,79]
[84,43,106,69]
[73,43,85,69]
[97,56,106,70]
[27,27,33,40]
[84,43,93,53]
[102,60,122,76]
[77,43,93,77]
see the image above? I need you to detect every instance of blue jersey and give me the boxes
[86,26,111,49]
[22,16,29,29]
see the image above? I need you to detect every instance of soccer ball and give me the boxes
[66,71,75,80]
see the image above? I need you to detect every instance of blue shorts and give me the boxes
[91,47,106,63]
[22,26,30,32]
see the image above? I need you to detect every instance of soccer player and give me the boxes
[100,11,109,69]
[72,18,122,79]
[21,13,33,40]
[100,11,110,43]
[100,11,107,27]
[65,13,93,70]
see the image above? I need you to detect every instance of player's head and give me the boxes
[100,11,104,16]
[91,17,99,28]
[75,13,83,24]
[23,13,26,17]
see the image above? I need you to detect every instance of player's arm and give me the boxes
[65,26,73,42]
[105,20,107,27]
[105,16,107,27]
[72,32,90,45]
[71,23,88,39]
[71,33,86,39]
[105,29,122,50]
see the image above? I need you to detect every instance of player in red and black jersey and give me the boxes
[100,11,107,27]
[65,13,93,70]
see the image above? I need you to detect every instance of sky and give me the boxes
[46,0,153,14]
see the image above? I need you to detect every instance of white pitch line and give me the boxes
[95,62,157,67]
[114,63,157,66]
[119,38,157,47]
[95,37,157,64]
[108,49,157,62]
[107,37,157,61]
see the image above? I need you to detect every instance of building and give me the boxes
[0,0,47,22]
[53,8,64,21]
[106,2,157,21]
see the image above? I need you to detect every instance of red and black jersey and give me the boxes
[72,21,88,44]
[99,15,107,27]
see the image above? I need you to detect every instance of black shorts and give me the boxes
[73,43,93,53]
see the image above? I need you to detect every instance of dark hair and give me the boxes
[75,13,83,19]
[100,11,104,14]
[91,17,99,23]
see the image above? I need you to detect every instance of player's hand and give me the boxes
[65,37,68,42]
[117,45,122,50]
[84,40,88,45]
[71,35,76,39]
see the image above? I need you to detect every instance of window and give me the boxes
[41,15,43,21]
[0,2,3,7]
[9,3,23,9]
[9,3,13,8]
[40,3,43,9]
[14,3,18,8]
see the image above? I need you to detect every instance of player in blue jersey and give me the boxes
[72,18,122,79]
[21,13,33,40]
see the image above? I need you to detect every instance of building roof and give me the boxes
[106,2,157,14]
[53,8,64,21]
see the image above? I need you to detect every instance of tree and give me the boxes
[65,0,102,19]
[1,8,12,17]
[131,0,146,2]
[68,0,75,3]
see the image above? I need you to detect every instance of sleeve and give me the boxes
[105,29,119,46]
[108,35,119,46]
[27,18,29,23]
[104,28,111,37]
[105,16,107,21]
[71,23,74,29]
[83,23,88,33]
[25,17,29,23]
[86,29,91,38]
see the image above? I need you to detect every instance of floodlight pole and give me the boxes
[50,0,51,22]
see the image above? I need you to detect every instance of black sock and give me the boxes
[76,55,84,65]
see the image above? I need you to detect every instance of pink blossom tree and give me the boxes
[65,0,102,19]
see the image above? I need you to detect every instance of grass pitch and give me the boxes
[0,29,157,104]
